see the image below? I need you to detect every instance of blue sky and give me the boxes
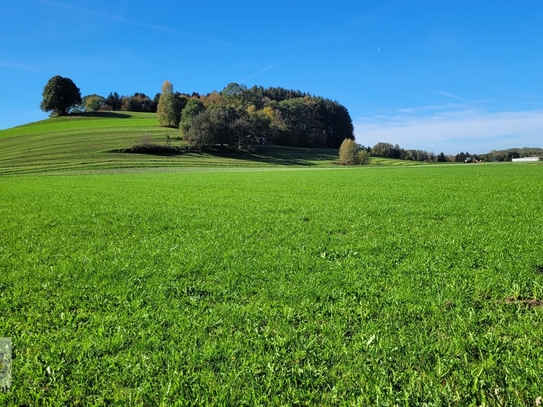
[1,0,542,154]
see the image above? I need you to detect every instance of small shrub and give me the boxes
[358,150,371,165]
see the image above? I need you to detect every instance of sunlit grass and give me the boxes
[0,112,344,175]
[1,164,542,405]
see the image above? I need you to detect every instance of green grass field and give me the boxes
[0,111,439,176]
[1,163,543,405]
[0,112,347,175]
[1,113,543,405]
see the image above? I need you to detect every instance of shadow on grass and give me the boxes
[69,112,132,119]
[205,146,337,166]
[112,144,338,165]
[112,144,187,156]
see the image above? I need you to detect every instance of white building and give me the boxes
[512,157,541,162]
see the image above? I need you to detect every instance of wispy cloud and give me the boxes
[431,90,465,102]
[239,62,280,82]
[238,53,295,83]
[36,0,178,33]
[354,109,543,154]
[0,60,40,73]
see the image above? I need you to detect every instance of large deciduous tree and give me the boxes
[40,75,82,116]
[221,82,248,107]
[185,111,215,150]
[180,99,206,137]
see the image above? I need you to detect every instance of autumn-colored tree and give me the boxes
[157,81,180,128]
[339,138,366,165]
[203,91,225,108]
[82,94,105,112]
[358,150,371,165]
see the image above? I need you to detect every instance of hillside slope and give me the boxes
[0,112,341,175]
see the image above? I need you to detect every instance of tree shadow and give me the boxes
[69,112,132,119]
[205,146,336,166]
[112,144,337,165]
[112,145,186,156]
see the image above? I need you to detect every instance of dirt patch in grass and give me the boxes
[505,297,543,308]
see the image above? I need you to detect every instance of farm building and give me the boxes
[512,157,541,162]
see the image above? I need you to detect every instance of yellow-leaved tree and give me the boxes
[339,138,371,165]
[157,80,180,128]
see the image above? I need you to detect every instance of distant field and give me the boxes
[1,164,543,405]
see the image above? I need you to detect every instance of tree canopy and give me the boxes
[40,76,82,116]
[82,94,105,112]
[178,83,355,150]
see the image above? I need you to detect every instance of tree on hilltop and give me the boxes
[105,92,121,110]
[40,75,82,116]
[82,94,105,112]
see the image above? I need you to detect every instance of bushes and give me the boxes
[339,138,370,165]
[358,150,371,165]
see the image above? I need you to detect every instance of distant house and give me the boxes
[512,157,540,162]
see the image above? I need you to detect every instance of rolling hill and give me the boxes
[0,112,347,175]
[0,112,437,175]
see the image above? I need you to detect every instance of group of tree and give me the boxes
[42,76,541,161]
[75,92,159,113]
[362,142,543,163]
[363,142,478,163]
[480,147,543,162]
[157,81,355,150]
[39,76,159,116]
[40,76,355,150]
[364,142,451,162]
[338,139,371,165]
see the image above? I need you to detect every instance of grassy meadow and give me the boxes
[1,113,543,404]
[1,162,543,405]
[0,112,345,175]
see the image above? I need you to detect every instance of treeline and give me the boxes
[74,92,160,113]
[482,147,543,162]
[363,142,543,163]
[81,82,355,149]
[361,142,458,163]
